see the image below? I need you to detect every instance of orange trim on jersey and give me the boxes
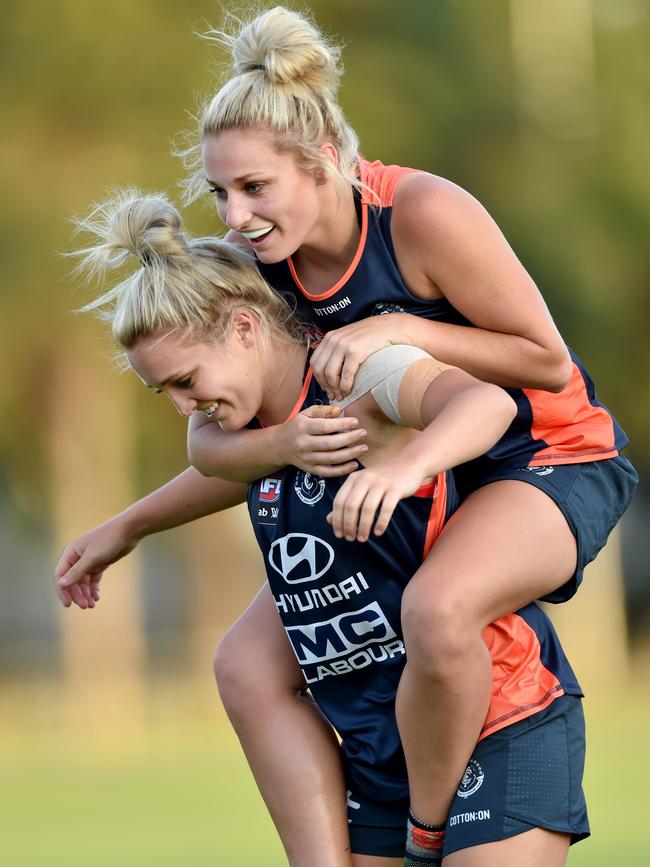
[286,369,314,421]
[358,158,417,207]
[414,478,437,498]
[421,473,448,558]
[286,158,416,302]
[478,613,564,741]
[525,363,619,465]
[287,202,368,301]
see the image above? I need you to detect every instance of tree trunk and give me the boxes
[49,343,146,730]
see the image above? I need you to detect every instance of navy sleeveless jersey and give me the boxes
[246,370,582,801]
[258,158,628,475]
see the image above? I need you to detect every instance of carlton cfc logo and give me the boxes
[457,759,485,799]
[260,476,283,503]
[269,533,334,584]
[294,471,326,505]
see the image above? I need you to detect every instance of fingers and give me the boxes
[55,583,72,607]
[89,572,103,602]
[301,404,343,419]
[308,430,368,454]
[53,545,81,606]
[369,493,399,538]
[53,546,81,580]
[339,354,360,399]
[351,487,384,542]
[309,460,363,478]
[329,475,400,542]
[291,406,368,474]
[311,341,361,400]
[300,405,360,433]
[58,551,99,588]
[68,582,91,609]
[56,556,101,610]
[55,578,100,610]
[329,477,374,541]
[300,441,368,475]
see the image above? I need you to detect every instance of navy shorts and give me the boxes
[455,454,638,603]
[347,694,589,858]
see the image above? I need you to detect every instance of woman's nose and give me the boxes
[168,393,198,417]
[225,194,253,231]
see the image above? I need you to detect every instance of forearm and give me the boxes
[393,383,516,478]
[188,418,286,481]
[400,315,572,392]
[119,467,246,539]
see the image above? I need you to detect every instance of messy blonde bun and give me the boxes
[229,5,339,90]
[181,6,361,203]
[73,189,303,354]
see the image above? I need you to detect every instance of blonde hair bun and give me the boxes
[74,190,189,278]
[181,6,360,205]
[73,189,304,354]
[221,6,341,93]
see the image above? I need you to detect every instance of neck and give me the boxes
[294,182,360,273]
[257,339,309,428]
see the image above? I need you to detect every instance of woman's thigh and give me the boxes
[405,479,578,625]
[443,827,570,867]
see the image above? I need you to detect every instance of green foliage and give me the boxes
[1,0,648,514]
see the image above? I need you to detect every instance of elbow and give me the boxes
[541,347,573,393]
[188,452,213,478]
[187,417,217,477]
[187,438,215,478]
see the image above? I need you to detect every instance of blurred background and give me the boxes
[1,1,648,864]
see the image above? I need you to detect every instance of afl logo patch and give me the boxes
[259,476,282,503]
[457,759,485,799]
[294,471,326,505]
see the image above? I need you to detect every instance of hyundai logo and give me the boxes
[269,533,335,584]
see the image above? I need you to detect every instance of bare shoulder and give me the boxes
[392,171,495,238]
[391,168,526,301]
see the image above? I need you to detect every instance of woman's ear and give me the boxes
[316,141,339,184]
[231,309,257,347]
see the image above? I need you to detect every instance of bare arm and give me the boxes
[382,368,515,481]
[188,412,287,481]
[188,405,368,481]
[311,173,572,398]
[392,173,572,390]
[54,467,246,607]
[328,363,517,541]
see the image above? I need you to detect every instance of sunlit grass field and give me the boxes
[1,683,648,866]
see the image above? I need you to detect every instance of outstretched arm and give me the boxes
[54,467,246,608]
[328,359,517,541]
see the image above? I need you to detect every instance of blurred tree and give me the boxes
[0,0,647,687]
[49,336,146,725]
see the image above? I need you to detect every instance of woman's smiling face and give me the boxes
[127,316,265,430]
[202,127,326,263]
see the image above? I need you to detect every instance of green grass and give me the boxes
[0,712,286,867]
[1,688,648,866]
[568,695,650,866]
